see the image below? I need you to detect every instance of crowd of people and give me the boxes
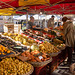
[26,15,63,29]
[26,15,55,29]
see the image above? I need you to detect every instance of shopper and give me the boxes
[47,15,55,29]
[26,16,36,29]
[74,41,75,54]
[74,26,75,54]
[62,17,74,65]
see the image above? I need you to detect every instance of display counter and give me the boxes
[31,48,67,75]
[0,31,66,75]
[4,24,14,33]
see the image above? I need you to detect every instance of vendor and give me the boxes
[47,15,55,29]
[26,16,36,29]
[62,17,74,65]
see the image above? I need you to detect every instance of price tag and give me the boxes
[39,56,43,60]
[34,39,36,41]
[27,46,30,48]
[39,41,42,43]
[8,37,11,39]
[16,41,20,43]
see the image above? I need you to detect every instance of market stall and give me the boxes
[0,0,74,75]
[0,27,66,75]
[0,18,71,75]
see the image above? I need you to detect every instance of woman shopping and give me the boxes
[62,17,74,65]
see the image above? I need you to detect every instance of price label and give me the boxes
[34,39,36,41]
[39,56,43,60]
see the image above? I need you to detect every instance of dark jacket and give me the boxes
[26,21,34,29]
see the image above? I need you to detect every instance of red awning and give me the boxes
[0,0,75,15]
[0,0,75,8]
[28,3,75,14]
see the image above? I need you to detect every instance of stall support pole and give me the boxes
[38,14,40,26]
[26,12,28,27]
[45,14,47,28]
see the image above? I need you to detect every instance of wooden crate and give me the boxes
[14,24,21,33]
[4,24,14,33]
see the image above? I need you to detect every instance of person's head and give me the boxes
[51,15,55,19]
[62,17,68,22]
[30,16,34,23]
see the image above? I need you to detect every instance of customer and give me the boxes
[74,38,75,54]
[47,15,55,29]
[62,17,74,65]
[26,16,36,29]
[74,26,75,54]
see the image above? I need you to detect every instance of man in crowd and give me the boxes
[26,16,36,29]
[47,15,55,29]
